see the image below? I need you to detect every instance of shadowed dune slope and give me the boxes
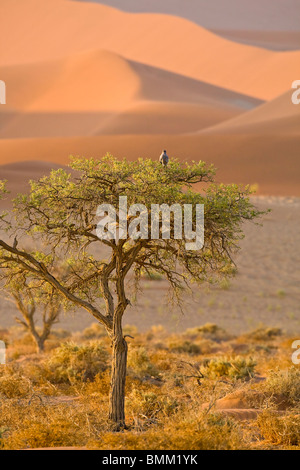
[0,50,261,138]
[199,89,300,134]
[1,0,299,100]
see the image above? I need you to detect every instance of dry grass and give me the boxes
[0,323,299,450]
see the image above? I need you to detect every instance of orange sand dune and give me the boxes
[0,132,299,197]
[0,50,139,112]
[93,101,239,136]
[1,0,299,100]
[0,50,261,138]
[200,89,300,134]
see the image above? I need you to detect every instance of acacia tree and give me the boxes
[0,156,263,429]
[1,279,61,354]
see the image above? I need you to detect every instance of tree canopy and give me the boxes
[0,155,265,427]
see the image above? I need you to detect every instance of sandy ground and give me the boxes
[0,196,299,336]
[0,1,299,199]
[1,1,299,198]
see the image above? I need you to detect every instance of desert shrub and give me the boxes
[44,342,109,384]
[185,323,230,342]
[257,411,300,446]
[10,332,37,355]
[202,356,256,380]
[0,366,32,398]
[263,368,300,408]
[81,370,111,396]
[127,347,159,378]
[88,413,245,450]
[4,419,86,449]
[245,327,282,342]
[127,388,179,420]
[150,350,175,371]
[168,340,202,356]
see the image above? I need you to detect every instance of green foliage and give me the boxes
[202,356,256,380]
[127,388,179,419]
[0,156,266,429]
[1,155,264,318]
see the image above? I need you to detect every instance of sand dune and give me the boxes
[1,132,299,197]
[76,0,300,33]
[0,50,139,112]
[1,0,299,100]
[93,101,240,136]
[0,105,239,139]
[0,0,299,199]
[0,50,261,138]
[199,89,300,134]
[77,0,300,50]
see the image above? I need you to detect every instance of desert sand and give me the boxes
[0,0,299,202]
[1,0,299,100]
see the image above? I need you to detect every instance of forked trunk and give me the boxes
[109,334,128,429]
[34,336,45,354]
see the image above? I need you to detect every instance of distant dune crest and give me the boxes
[0,0,299,197]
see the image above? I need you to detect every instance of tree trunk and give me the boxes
[34,335,45,354]
[109,334,128,430]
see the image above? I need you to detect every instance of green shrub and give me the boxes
[127,388,179,419]
[202,356,256,380]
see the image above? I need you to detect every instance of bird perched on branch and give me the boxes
[159,150,169,167]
